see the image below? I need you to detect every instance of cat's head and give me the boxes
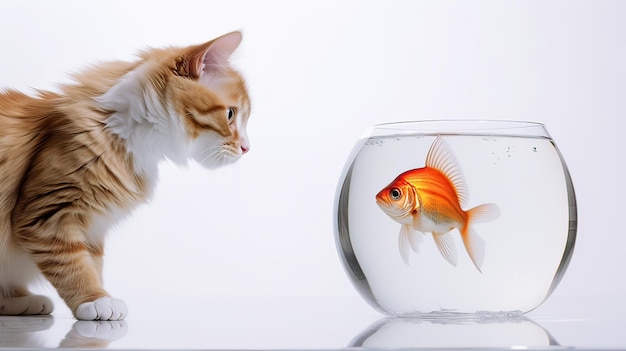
[167,31,251,169]
[98,31,250,171]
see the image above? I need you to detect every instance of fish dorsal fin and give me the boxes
[425,136,469,207]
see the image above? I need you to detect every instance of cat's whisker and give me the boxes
[198,145,236,165]
[198,145,222,156]
[219,149,232,165]
[199,152,218,165]
[197,145,222,157]
[199,147,225,165]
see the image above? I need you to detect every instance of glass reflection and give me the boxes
[0,316,126,349]
[60,320,127,348]
[0,316,53,348]
[350,315,559,349]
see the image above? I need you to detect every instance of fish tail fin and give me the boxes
[468,203,500,223]
[460,226,486,273]
[461,203,500,273]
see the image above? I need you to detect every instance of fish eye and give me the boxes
[227,107,236,123]
[389,188,402,200]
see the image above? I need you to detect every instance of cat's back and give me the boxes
[0,89,33,116]
[0,89,60,133]
[0,90,60,207]
[0,88,60,153]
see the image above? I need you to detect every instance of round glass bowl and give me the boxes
[334,120,576,316]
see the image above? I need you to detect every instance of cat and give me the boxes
[0,31,250,320]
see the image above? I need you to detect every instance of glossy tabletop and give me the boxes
[0,295,624,350]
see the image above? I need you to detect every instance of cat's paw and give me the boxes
[75,297,127,321]
[0,295,54,315]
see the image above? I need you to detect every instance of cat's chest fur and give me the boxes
[88,206,134,246]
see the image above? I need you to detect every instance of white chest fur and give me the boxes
[87,207,133,247]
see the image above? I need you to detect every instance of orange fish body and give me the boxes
[376,136,499,272]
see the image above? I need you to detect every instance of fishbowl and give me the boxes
[334,120,576,316]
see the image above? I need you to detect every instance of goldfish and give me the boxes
[375,136,499,272]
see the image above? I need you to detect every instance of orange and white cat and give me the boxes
[0,31,250,320]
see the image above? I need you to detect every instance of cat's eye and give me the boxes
[227,107,236,123]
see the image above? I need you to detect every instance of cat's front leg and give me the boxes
[70,241,127,320]
[15,232,125,320]
[13,203,127,320]
[37,247,127,321]
[75,246,127,321]
[42,250,126,320]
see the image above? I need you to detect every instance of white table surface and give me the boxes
[0,294,624,350]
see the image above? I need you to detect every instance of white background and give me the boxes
[1,0,624,313]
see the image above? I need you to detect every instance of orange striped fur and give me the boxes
[0,31,250,320]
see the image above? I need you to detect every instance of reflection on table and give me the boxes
[0,316,126,349]
[350,315,559,349]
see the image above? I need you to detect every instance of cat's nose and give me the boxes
[241,145,249,154]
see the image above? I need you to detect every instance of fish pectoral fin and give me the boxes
[406,229,424,253]
[399,224,413,265]
[432,231,458,267]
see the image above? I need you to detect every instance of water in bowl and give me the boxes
[336,132,576,316]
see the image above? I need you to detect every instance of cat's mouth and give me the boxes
[192,143,244,169]
[223,144,245,158]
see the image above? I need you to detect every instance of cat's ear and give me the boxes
[202,31,242,66]
[182,31,242,79]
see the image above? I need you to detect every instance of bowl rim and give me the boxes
[369,120,549,138]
